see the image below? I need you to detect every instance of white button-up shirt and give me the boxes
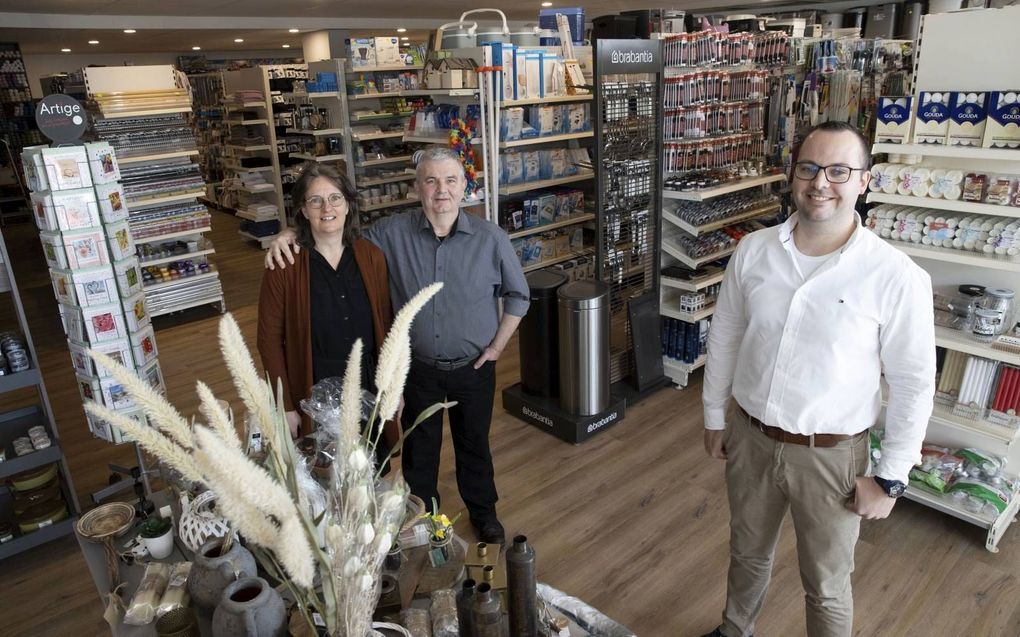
[702,213,936,483]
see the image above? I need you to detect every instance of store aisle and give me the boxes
[0,210,1018,636]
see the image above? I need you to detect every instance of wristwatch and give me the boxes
[873,476,906,498]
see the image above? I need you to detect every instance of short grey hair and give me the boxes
[414,146,465,182]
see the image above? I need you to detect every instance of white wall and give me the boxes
[23,49,291,96]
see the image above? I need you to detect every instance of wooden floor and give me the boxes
[1,209,1019,636]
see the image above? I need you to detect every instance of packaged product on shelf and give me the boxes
[124,562,171,626]
[567,103,588,133]
[20,145,50,192]
[553,231,570,256]
[94,182,129,224]
[875,96,914,144]
[501,44,516,101]
[49,269,77,305]
[985,177,1013,205]
[913,91,951,145]
[568,227,584,252]
[962,173,988,202]
[529,105,557,136]
[138,358,166,395]
[540,233,557,260]
[30,192,58,231]
[555,192,572,220]
[130,325,159,366]
[67,337,134,378]
[41,146,92,191]
[70,265,118,307]
[347,38,377,68]
[113,257,143,298]
[538,194,557,224]
[521,236,543,266]
[501,151,524,184]
[121,292,151,332]
[909,445,959,492]
[525,51,543,99]
[522,151,540,182]
[81,303,129,342]
[540,149,568,179]
[84,141,121,185]
[105,220,136,262]
[511,238,524,262]
[947,91,988,147]
[500,107,524,141]
[983,90,1020,149]
[374,37,402,67]
[58,227,110,269]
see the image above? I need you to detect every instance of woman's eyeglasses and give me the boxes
[305,193,347,209]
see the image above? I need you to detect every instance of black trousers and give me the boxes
[400,358,498,525]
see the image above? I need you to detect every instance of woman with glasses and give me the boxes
[257,162,393,442]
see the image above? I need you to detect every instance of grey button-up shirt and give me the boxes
[364,209,530,361]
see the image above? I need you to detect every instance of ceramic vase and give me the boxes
[142,528,174,560]
[189,538,257,609]
[212,577,286,637]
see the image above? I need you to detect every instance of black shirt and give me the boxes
[309,247,377,389]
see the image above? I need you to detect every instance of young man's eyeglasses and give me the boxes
[304,193,347,209]
[793,162,866,184]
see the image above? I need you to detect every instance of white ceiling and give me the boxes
[0,0,884,55]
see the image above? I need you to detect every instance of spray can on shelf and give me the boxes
[505,535,538,636]
[457,578,478,637]
[472,583,506,637]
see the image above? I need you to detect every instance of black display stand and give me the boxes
[502,384,626,445]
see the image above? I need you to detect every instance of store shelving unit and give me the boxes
[221,66,290,242]
[0,227,80,560]
[86,65,225,317]
[868,6,1020,552]
[0,42,40,224]
[188,71,226,206]
[657,44,782,388]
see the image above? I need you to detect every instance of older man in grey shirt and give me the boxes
[267,147,529,544]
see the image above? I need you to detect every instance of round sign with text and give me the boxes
[35,94,87,143]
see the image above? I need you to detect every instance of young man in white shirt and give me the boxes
[700,121,936,637]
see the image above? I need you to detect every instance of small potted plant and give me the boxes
[139,516,174,559]
[424,498,460,567]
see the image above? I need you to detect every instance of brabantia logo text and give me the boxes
[522,406,553,428]
[586,411,619,434]
[611,50,654,64]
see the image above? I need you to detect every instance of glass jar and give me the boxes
[972,309,1000,342]
[978,287,1015,337]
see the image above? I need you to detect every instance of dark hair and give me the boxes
[291,162,360,249]
[797,121,872,170]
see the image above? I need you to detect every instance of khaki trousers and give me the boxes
[721,410,869,637]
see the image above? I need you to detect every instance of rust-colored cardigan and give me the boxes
[257,239,393,437]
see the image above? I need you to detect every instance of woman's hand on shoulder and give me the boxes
[265,229,300,270]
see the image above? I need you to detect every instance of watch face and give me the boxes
[889,482,906,497]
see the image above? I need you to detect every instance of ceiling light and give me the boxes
[401,37,409,41]
[192,46,202,51]
[289,28,300,33]
[124,29,136,34]
[88,40,99,45]
[282,44,291,48]
[541,1,553,6]
[61,48,71,52]
[234,38,244,43]
[397,28,407,33]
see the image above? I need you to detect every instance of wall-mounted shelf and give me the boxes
[141,248,216,268]
[881,239,1020,273]
[119,150,199,165]
[95,107,192,119]
[663,202,780,237]
[360,172,416,187]
[357,154,414,167]
[134,227,213,243]
[662,240,736,270]
[660,270,725,293]
[502,94,593,107]
[498,131,593,149]
[346,64,424,73]
[499,172,595,196]
[866,192,1020,219]
[285,127,346,137]
[873,143,1020,161]
[290,153,346,163]
[663,173,787,202]
[352,131,405,142]
[508,214,595,240]
[127,190,205,209]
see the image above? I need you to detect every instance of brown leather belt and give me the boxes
[737,406,864,448]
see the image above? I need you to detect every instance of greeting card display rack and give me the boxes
[868,6,1020,552]
[84,65,225,318]
[0,226,80,560]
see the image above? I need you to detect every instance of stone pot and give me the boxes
[212,577,286,637]
[189,538,257,610]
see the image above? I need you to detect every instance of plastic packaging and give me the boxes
[124,562,171,625]
[156,562,192,617]
[430,588,458,637]
[402,608,432,637]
